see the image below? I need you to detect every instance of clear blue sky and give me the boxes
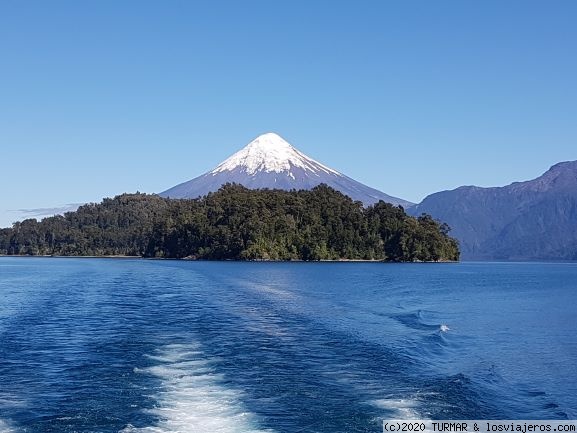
[1,1,576,227]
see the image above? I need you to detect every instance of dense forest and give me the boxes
[0,184,459,261]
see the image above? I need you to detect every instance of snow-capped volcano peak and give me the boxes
[160,132,414,208]
[211,132,340,176]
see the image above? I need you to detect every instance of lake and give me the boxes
[0,258,576,432]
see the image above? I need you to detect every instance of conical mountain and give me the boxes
[160,133,413,207]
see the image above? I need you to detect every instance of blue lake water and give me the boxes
[0,258,576,432]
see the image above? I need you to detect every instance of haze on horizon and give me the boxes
[1,1,576,228]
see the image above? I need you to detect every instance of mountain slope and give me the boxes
[160,133,413,207]
[409,161,577,260]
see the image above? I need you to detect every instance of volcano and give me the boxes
[160,132,412,207]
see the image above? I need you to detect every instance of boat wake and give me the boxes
[122,343,274,433]
[0,419,17,433]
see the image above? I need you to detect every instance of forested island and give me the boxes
[0,184,459,261]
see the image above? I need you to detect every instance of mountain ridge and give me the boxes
[409,160,577,260]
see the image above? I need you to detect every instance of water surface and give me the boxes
[0,258,575,432]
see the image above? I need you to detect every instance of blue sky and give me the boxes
[1,1,576,227]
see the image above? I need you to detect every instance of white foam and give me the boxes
[124,343,274,433]
[0,419,18,433]
[371,398,422,419]
[440,324,450,332]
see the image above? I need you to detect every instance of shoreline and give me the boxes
[0,254,458,263]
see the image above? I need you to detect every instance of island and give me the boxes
[0,184,459,262]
